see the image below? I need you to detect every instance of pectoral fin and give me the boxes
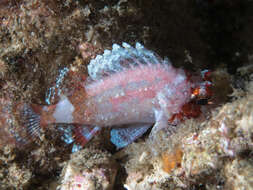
[110,124,152,149]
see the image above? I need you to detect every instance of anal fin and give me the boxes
[110,124,152,149]
[57,124,101,152]
[72,124,101,147]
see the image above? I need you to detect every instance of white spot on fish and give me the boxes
[43,106,49,111]
[173,74,185,86]
[53,95,74,123]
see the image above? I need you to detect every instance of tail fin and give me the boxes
[19,104,42,141]
[9,103,43,148]
[0,99,42,149]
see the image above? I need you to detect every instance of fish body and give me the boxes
[2,42,211,149]
[40,43,191,132]
[78,63,190,127]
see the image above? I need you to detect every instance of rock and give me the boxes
[224,159,253,190]
[59,148,118,190]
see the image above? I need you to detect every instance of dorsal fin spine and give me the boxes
[87,42,171,80]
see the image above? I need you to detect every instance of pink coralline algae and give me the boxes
[0,42,212,149]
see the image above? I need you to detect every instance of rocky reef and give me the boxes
[0,0,253,189]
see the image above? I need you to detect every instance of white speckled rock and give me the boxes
[59,148,118,190]
[224,159,253,190]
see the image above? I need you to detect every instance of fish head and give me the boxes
[190,70,213,105]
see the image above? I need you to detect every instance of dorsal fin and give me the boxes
[45,67,88,105]
[45,67,70,105]
[87,42,171,80]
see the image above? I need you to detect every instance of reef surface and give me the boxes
[0,0,253,189]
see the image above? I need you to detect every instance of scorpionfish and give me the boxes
[1,42,212,149]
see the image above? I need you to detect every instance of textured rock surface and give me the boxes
[59,148,118,190]
[224,158,253,190]
[122,79,253,189]
[0,0,253,189]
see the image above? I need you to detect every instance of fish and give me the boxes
[1,42,212,150]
